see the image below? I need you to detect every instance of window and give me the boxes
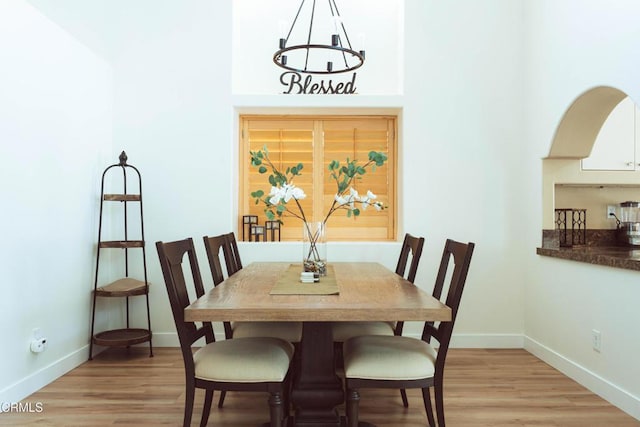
[239,115,396,241]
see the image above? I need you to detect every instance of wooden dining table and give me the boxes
[184,262,451,427]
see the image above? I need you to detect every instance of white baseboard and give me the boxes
[0,346,88,404]
[525,336,640,421]
[449,333,525,348]
[5,333,638,423]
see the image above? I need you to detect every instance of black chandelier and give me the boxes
[273,0,365,75]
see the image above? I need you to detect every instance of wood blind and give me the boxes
[240,116,396,241]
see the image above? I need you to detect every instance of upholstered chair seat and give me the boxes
[194,337,293,382]
[344,335,436,381]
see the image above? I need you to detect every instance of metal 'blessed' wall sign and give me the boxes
[273,0,365,95]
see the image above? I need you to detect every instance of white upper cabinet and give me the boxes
[581,97,639,171]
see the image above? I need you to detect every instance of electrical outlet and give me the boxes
[30,328,47,354]
[592,329,601,352]
[607,205,617,219]
[30,337,47,353]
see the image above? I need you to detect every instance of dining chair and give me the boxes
[331,233,425,347]
[202,233,303,408]
[331,233,425,405]
[156,237,294,427]
[343,238,475,427]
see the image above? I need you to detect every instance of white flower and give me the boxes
[288,185,306,202]
[269,184,306,205]
[268,186,282,205]
[359,190,377,210]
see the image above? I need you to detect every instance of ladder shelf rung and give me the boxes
[99,240,144,248]
[103,194,141,201]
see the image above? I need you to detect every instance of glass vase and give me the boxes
[302,221,327,276]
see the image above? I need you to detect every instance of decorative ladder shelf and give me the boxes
[89,151,153,360]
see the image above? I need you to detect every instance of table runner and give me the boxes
[270,264,339,295]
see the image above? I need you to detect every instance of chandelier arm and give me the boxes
[286,0,306,44]
[304,0,318,72]
[330,0,354,68]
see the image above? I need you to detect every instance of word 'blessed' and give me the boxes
[279,72,357,95]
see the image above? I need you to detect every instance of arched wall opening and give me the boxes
[547,86,627,159]
[541,86,640,233]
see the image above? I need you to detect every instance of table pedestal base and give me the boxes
[290,322,344,427]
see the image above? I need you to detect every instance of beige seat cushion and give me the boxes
[232,321,303,343]
[344,335,437,381]
[194,337,294,383]
[331,321,395,343]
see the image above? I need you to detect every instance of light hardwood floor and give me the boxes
[1,347,638,426]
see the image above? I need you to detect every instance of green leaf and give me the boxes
[251,190,264,198]
[266,210,275,220]
[258,166,267,174]
[269,175,276,186]
[347,210,352,218]
[276,204,286,214]
[353,208,360,216]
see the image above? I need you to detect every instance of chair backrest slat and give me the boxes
[203,235,227,286]
[395,233,425,284]
[224,232,243,274]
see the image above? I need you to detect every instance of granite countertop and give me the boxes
[536,245,640,271]
[537,228,640,271]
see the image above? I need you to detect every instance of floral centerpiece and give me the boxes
[250,145,388,274]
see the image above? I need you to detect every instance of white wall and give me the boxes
[523,0,640,419]
[0,1,112,403]
[402,0,526,344]
[3,0,639,421]
[232,0,403,95]
[103,0,525,346]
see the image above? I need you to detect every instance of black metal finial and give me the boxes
[119,151,128,165]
